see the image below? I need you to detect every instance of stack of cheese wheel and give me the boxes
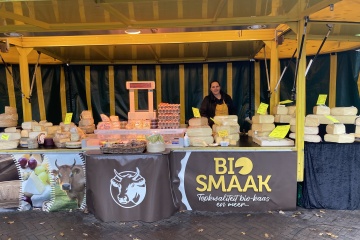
[306,106,358,125]
[274,105,295,124]
[96,114,112,130]
[248,114,274,137]
[0,106,18,127]
[186,117,214,146]
[78,110,95,133]
[212,115,240,145]
[289,115,322,142]
[0,126,21,149]
[355,117,360,139]
[306,105,332,124]
[324,122,355,143]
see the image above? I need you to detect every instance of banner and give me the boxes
[170,151,297,212]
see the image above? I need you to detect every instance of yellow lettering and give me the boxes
[226,175,243,192]
[242,176,258,192]
[196,175,207,192]
[208,175,226,191]
[227,158,235,174]
[258,175,272,192]
[214,158,227,174]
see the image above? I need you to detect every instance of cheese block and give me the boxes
[5,106,17,114]
[333,115,357,124]
[22,121,39,130]
[313,105,330,115]
[251,123,275,132]
[29,131,47,139]
[0,140,19,149]
[66,141,82,148]
[213,125,240,135]
[189,136,214,146]
[305,115,320,127]
[290,126,319,135]
[248,130,271,137]
[0,132,21,140]
[355,126,360,138]
[186,126,212,137]
[81,110,93,119]
[214,133,239,141]
[188,117,208,127]
[79,118,94,126]
[45,126,61,135]
[42,122,53,127]
[4,127,17,133]
[23,171,45,196]
[289,118,296,126]
[289,133,322,143]
[324,133,355,143]
[287,106,296,115]
[274,114,292,123]
[252,136,294,146]
[252,115,274,124]
[110,115,119,122]
[326,124,346,134]
[273,105,288,115]
[213,115,238,125]
[355,117,360,126]
[32,125,44,131]
[100,114,110,122]
[21,130,30,138]
[330,106,358,116]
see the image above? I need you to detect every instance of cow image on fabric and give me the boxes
[52,159,86,208]
[110,167,146,208]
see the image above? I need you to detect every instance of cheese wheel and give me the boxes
[189,136,214,146]
[326,124,346,134]
[286,106,296,115]
[356,117,360,126]
[81,110,93,119]
[251,123,275,132]
[305,115,320,127]
[0,132,21,140]
[273,105,288,115]
[313,106,330,115]
[330,107,358,116]
[188,117,208,126]
[274,114,292,123]
[289,133,322,143]
[290,126,319,135]
[22,121,39,130]
[79,119,94,126]
[213,115,238,125]
[252,115,274,124]
[186,126,212,137]
[213,125,240,135]
[324,133,355,143]
[4,127,17,133]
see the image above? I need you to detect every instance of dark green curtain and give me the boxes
[259,60,271,108]
[137,65,156,110]
[184,63,203,123]
[161,64,180,105]
[0,65,9,113]
[114,65,131,121]
[28,65,40,121]
[208,62,227,92]
[90,65,110,124]
[336,51,360,109]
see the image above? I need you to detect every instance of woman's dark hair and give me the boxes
[209,80,221,88]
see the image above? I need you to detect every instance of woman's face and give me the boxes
[210,82,221,96]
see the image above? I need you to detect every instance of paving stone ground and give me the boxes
[1,207,360,240]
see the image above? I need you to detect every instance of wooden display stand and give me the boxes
[126,81,157,120]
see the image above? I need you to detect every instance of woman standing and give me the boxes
[200,80,236,126]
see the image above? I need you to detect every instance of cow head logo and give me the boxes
[110,167,146,208]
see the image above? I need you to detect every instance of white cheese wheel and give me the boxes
[0,140,19,149]
[4,127,17,133]
[0,132,21,140]
[290,126,319,135]
[313,106,330,115]
[188,117,208,127]
[305,115,320,127]
[189,136,214,146]
[273,105,288,115]
[274,114,292,123]
[186,126,212,137]
[213,125,240,135]
[213,115,238,125]
[252,115,274,124]
[324,133,355,143]
[251,123,275,132]
[326,124,346,134]
[333,115,357,124]
[252,136,294,146]
[289,133,322,143]
[330,106,358,116]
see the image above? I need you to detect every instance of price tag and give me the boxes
[257,102,268,115]
[316,94,327,105]
[218,130,229,138]
[325,115,340,123]
[279,100,293,105]
[64,112,73,124]
[269,125,290,139]
[192,107,200,118]
[1,134,9,140]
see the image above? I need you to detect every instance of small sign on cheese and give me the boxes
[316,94,327,105]
[257,102,268,115]
[64,112,73,124]
[192,107,201,118]
[269,125,290,139]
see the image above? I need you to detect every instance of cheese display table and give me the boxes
[301,142,360,209]
[85,150,177,222]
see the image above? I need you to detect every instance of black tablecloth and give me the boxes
[301,142,360,209]
[85,151,177,222]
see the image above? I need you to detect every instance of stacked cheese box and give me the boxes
[212,115,240,146]
[274,105,296,124]
[186,117,213,146]
[248,114,275,137]
[289,115,322,143]
[0,106,18,128]
[78,110,95,133]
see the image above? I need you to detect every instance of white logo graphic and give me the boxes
[110,167,146,208]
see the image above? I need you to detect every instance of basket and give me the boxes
[100,140,146,154]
